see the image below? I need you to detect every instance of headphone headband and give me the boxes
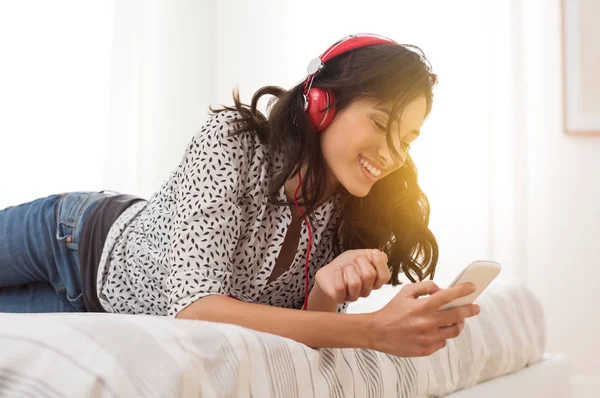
[302,33,398,130]
[305,34,397,78]
[320,34,397,67]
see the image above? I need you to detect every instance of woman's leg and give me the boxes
[0,282,80,313]
[0,192,105,312]
[0,195,64,288]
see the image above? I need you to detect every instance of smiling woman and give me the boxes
[0,33,460,360]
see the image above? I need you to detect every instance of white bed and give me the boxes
[447,353,571,397]
[0,282,569,397]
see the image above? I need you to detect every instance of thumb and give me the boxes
[333,265,346,302]
[399,280,440,299]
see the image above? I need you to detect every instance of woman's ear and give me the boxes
[306,88,336,132]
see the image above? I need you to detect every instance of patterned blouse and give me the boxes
[96,110,346,317]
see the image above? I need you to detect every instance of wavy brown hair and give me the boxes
[212,43,438,284]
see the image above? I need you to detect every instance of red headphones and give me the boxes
[303,33,398,132]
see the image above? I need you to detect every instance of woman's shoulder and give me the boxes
[190,110,266,157]
[178,109,274,183]
[198,109,255,138]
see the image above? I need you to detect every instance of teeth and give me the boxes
[360,158,381,177]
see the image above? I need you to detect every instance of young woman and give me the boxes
[0,34,479,357]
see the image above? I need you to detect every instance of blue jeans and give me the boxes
[0,192,109,312]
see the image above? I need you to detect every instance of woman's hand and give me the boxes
[367,280,481,357]
[307,249,391,312]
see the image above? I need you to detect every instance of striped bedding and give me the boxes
[0,282,544,397]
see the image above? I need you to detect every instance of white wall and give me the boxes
[0,1,114,208]
[521,0,600,396]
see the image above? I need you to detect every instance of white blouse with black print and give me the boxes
[96,110,347,317]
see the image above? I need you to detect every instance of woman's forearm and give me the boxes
[176,295,372,349]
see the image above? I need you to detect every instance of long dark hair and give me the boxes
[212,43,439,284]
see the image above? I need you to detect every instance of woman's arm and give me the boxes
[176,295,372,349]
[177,282,481,357]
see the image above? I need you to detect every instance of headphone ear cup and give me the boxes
[306,88,336,132]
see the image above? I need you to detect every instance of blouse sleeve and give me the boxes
[167,111,247,317]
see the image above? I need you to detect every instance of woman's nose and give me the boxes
[377,147,406,170]
[377,148,395,168]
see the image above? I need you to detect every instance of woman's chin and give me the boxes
[332,164,375,198]
[341,178,372,198]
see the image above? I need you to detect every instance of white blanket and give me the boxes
[0,282,545,397]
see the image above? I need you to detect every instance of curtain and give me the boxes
[104,0,216,199]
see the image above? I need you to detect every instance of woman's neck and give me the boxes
[283,167,339,220]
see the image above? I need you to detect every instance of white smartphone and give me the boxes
[438,260,501,311]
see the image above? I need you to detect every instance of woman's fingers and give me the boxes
[418,321,465,357]
[370,250,391,289]
[398,280,441,299]
[354,255,377,297]
[426,283,476,311]
[332,249,392,304]
[433,304,479,327]
[333,265,346,303]
[433,320,465,342]
[343,264,363,302]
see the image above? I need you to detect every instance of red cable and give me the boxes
[292,172,312,310]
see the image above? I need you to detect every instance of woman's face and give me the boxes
[320,95,427,197]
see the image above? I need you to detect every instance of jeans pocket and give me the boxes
[56,192,101,250]
[55,192,91,250]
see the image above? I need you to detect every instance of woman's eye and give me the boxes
[373,120,387,132]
